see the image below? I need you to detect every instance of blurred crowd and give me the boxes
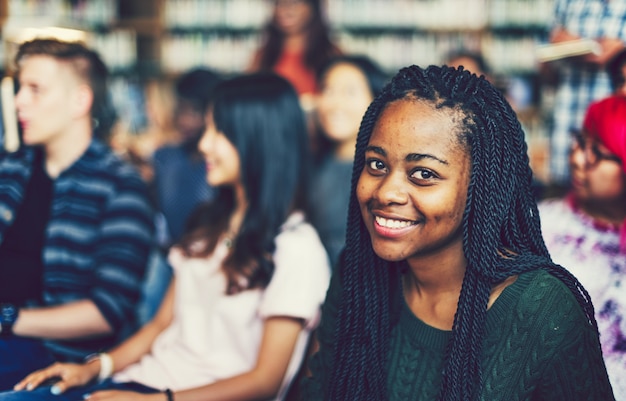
[0,0,625,400]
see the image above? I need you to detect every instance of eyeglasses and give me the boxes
[571,131,622,168]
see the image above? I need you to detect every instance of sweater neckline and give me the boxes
[397,270,539,349]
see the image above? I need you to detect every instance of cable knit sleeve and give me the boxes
[530,277,615,400]
[483,270,616,401]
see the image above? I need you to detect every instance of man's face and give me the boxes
[15,55,80,147]
[174,99,205,142]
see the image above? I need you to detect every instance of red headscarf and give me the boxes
[583,95,626,173]
[582,95,626,253]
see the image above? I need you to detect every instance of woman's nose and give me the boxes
[569,145,587,171]
[374,171,409,205]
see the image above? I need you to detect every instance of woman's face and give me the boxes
[316,62,374,146]
[569,133,625,204]
[273,0,313,36]
[198,111,241,188]
[356,99,471,263]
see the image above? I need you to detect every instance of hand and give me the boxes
[550,27,580,44]
[584,38,625,65]
[13,361,98,394]
[84,390,163,401]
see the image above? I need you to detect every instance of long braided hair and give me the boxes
[327,65,598,401]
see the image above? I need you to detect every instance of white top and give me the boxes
[113,212,331,396]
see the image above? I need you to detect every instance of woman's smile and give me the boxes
[372,214,418,238]
[356,99,470,262]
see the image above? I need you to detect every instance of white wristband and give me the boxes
[97,353,114,381]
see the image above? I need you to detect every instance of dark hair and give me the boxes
[317,54,389,99]
[179,72,311,294]
[175,67,222,113]
[258,0,339,73]
[607,49,626,92]
[15,38,116,139]
[327,65,597,400]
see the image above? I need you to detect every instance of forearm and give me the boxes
[13,300,112,339]
[173,371,279,401]
[169,316,305,401]
[107,318,169,374]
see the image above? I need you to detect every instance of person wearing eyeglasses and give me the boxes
[538,94,626,399]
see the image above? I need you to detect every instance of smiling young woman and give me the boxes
[299,65,615,401]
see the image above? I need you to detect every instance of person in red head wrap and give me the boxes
[584,95,626,174]
[538,94,626,398]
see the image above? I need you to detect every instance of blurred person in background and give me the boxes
[249,0,342,113]
[445,49,493,83]
[446,49,546,200]
[152,68,223,248]
[607,48,626,96]
[2,72,330,401]
[135,68,224,326]
[308,55,388,268]
[0,38,154,390]
[445,49,522,109]
[108,78,178,186]
[538,94,626,399]
[547,0,626,186]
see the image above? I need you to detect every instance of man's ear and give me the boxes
[72,83,94,119]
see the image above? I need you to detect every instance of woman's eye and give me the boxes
[367,159,386,171]
[411,169,436,181]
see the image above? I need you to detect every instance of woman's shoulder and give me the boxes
[517,269,579,307]
[277,211,322,242]
[483,269,612,400]
[489,269,589,332]
[259,212,331,322]
[485,268,597,369]
[274,211,330,268]
[514,269,591,335]
[537,196,572,220]
[537,196,591,239]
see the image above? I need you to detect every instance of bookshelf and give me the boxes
[0,0,557,182]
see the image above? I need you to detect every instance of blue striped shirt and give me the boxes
[0,140,154,360]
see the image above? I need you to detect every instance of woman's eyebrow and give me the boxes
[365,145,448,165]
[365,145,385,156]
[406,153,448,165]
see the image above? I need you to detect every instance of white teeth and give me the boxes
[375,216,415,228]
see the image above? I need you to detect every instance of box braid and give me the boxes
[328,64,598,401]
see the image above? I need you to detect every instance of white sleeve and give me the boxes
[259,222,331,327]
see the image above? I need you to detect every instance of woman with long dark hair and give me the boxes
[2,73,330,401]
[300,65,614,400]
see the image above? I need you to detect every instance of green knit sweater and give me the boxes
[301,269,615,400]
